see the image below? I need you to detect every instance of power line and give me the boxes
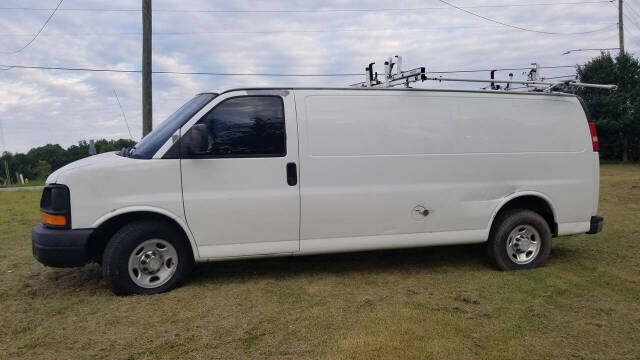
[625,0,640,17]
[542,74,578,79]
[0,63,579,76]
[0,23,619,37]
[624,3,640,29]
[626,3,640,17]
[113,90,134,140]
[430,65,578,74]
[438,0,617,35]
[563,47,620,54]
[0,0,63,54]
[624,13,640,30]
[624,22,640,38]
[0,1,615,13]
[0,64,363,76]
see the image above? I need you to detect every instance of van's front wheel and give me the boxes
[102,219,193,295]
[487,210,551,270]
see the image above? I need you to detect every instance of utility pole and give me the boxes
[142,0,152,136]
[619,0,625,53]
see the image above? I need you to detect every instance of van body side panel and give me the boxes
[295,90,594,250]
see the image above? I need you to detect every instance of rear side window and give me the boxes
[186,96,286,158]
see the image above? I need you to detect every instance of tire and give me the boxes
[486,209,552,270]
[102,219,194,295]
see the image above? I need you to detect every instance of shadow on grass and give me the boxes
[550,245,580,258]
[190,243,489,284]
[34,241,587,293]
[29,243,490,294]
[548,244,582,264]
[190,237,591,285]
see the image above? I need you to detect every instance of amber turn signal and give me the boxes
[41,212,67,227]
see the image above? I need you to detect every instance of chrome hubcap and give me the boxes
[506,225,541,265]
[128,239,178,288]
[140,251,163,274]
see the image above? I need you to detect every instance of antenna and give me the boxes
[113,89,134,140]
[350,57,617,92]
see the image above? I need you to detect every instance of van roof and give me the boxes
[208,87,576,98]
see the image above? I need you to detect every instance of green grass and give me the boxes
[1,164,639,359]
[0,179,45,188]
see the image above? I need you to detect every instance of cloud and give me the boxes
[0,0,627,152]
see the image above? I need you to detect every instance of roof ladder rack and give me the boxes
[350,56,617,92]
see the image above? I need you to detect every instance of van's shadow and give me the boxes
[35,243,581,293]
[190,243,488,284]
[191,242,582,284]
[547,245,581,262]
[34,244,488,295]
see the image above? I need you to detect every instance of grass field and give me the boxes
[1,164,639,359]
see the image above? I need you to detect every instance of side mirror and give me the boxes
[183,124,209,155]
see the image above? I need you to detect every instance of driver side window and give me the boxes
[186,96,286,158]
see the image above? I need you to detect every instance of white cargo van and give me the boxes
[32,87,603,295]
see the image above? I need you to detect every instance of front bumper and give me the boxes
[32,225,94,267]
[587,215,604,235]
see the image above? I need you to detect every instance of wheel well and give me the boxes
[87,212,194,262]
[492,196,558,236]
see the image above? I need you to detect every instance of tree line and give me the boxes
[1,139,135,184]
[577,52,640,162]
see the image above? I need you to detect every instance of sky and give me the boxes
[0,0,635,153]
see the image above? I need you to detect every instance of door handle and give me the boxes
[286,162,297,186]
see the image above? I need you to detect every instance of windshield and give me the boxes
[128,93,217,159]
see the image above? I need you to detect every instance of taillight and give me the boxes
[588,122,599,152]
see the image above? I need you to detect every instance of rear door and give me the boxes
[180,90,300,258]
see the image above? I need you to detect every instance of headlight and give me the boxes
[40,184,71,228]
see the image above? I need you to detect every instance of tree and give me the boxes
[33,160,52,179]
[577,52,640,162]
[95,138,135,153]
[27,144,70,172]
[66,140,90,162]
[0,138,136,183]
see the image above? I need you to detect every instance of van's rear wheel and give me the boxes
[102,219,193,295]
[486,210,551,270]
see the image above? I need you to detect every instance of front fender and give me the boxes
[91,206,200,260]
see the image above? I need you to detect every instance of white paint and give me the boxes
[180,90,301,257]
[304,93,585,156]
[557,222,591,236]
[47,88,600,262]
[295,89,596,245]
[197,240,298,260]
[50,153,189,252]
[299,229,487,255]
